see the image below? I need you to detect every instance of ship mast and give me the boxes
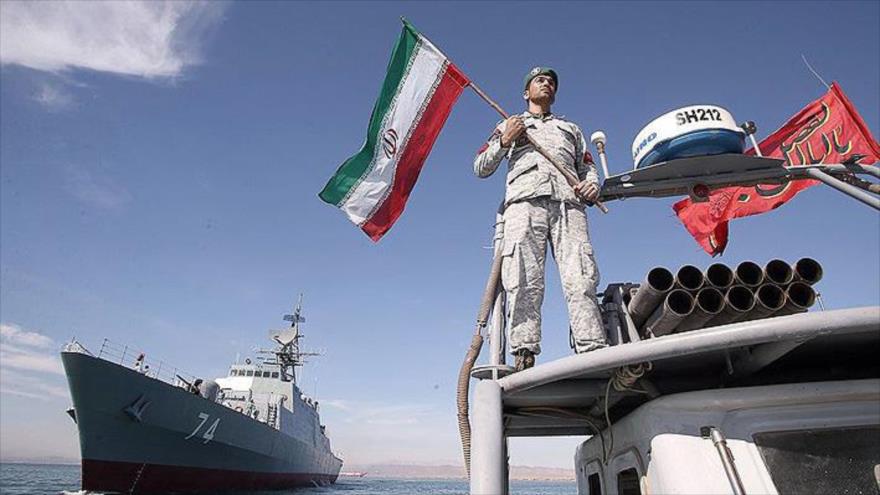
[267,294,319,384]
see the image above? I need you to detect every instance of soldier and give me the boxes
[474,67,606,371]
[133,353,145,373]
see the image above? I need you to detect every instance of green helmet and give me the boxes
[523,66,558,91]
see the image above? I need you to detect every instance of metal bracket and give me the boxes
[471,364,516,381]
[598,154,879,212]
[701,426,746,495]
[803,167,880,210]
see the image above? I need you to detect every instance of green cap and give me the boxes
[523,66,558,90]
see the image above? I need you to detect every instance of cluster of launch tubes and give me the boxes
[628,258,823,337]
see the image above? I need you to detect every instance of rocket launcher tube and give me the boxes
[745,284,786,321]
[675,265,705,292]
[734,261,764,288]
[764,259,794,286]
[628,267,675,328]
[706,263,734,290]
[776,282,817,316]
[793,258,823,285]
[676,287,725,332]
[706,286,756,327]
[642,289,695,337]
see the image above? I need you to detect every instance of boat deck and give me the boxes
[495,307,880,437]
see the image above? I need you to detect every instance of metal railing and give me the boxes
[91,338,198,389]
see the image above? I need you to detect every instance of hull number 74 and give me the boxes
[185,412,220,444]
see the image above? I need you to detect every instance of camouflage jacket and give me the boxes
[474,112,598,206]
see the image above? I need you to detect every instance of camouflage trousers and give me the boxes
[501,197,606,356]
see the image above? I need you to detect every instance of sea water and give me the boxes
[0,463,576,495]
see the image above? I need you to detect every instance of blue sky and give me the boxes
[1,1,878,468]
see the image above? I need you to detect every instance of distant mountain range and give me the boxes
[343,463,574,481]
[0,456,78,465]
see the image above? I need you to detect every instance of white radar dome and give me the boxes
[631,105,745,169]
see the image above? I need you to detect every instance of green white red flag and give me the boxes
[673,83,880,256]
[319,20,470,241]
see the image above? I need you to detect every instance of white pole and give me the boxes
[741,121,763,157]
[748,134,763,157]
[489,207,506,367]
[590,130,611,180]
[470,380,506,494]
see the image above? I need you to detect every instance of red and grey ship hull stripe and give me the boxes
[83,459,338,492]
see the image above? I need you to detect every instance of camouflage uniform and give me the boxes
[474,112,606,356]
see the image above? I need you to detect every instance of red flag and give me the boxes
[674,83,880,256]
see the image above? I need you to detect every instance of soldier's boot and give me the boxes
[514,349,535,372]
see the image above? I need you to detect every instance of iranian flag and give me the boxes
[319,20,470,241]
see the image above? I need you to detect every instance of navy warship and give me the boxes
[62,297,342,493]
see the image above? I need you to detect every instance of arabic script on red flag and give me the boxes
[674,82,880,256]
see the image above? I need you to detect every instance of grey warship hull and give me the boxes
[62,349,342,493]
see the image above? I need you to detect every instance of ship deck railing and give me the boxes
[65,338,199,390]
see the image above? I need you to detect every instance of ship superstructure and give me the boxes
[62,297,342,493]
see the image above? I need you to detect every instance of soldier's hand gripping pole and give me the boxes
[469,82,609,213]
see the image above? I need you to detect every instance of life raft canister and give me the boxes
[632,105,745,169]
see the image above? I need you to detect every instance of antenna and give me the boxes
[801,54,831,90]
[271,293,306,345]
[283,294,306,325]
[262,293,321,384]
[590,130,611,178]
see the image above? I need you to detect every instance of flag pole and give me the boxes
[469,82,609,214]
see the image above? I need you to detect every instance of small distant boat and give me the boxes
[339,471,368,477]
